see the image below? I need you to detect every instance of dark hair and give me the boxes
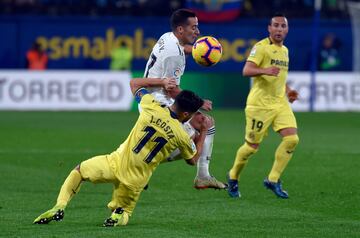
[269,13,286,25]
[170,9,196,31]
[175,90,204,113]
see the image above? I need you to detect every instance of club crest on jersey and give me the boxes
[250,46,257,57]
[173,68,182,78]
[248,132,255,141]
[191,140,196,153]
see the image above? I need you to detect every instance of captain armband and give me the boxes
[134,88,149,103]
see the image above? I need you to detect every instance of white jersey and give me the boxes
[144,32,186,106]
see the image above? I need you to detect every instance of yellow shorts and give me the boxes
[80,152,141,215]
[245,103,297,144]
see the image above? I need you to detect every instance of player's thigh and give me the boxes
[111,183,142,215]
[273,104,298,132]
[245,107,276,144]
[80,154,117,183]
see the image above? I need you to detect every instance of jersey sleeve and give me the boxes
[162,55,184,85]
[139,93,155,108]
[179,136,197,161]
[138,92,162,114]
[134,88,149,103]
[247,43,265,66]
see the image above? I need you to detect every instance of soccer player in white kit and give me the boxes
[142,9,226,189]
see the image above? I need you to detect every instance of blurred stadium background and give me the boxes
[1,1,359,237]
[0,0,359,111]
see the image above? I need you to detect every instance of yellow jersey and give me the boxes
[246,37,289,109]
[110,92,196,189]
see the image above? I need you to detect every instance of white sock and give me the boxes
[196,127,215,178]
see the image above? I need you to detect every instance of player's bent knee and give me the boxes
[246,141,260,150]
[241,142,259,157]
[72,165,84,181]
[200,114,214,125]
[74,164,81,171]
[191,113,205,123]
[191,113,214,129]
[283,134,299,149]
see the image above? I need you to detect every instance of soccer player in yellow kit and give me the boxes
[227,13,300,199]
[33,78,211,226]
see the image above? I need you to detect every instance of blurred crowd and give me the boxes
[242,0,349,19]
[0,0,352,19]
[0,0,182,16]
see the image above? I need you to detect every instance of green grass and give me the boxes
[0,111,359,238]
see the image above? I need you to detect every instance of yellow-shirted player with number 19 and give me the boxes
[33,78,211,227]
[227,13,300,199]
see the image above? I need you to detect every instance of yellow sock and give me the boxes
[268,135,299,182]
[229,143,257,180]
[56,169,83,209]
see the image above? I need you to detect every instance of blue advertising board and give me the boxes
[0,16,353,71]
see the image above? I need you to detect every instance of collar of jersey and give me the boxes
[168,108,178,119]
[170,32,184,50]
[268,37,283,48]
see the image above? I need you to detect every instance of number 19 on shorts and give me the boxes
[251,119,264,132]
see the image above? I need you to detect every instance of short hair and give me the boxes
[175,90,204,113]
[170,9,196,31]
[269,13,286,25]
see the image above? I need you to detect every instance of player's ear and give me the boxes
[177,25,184,34]
[284,25,289,34]
[183,111,193,122]
[178,111,190,122]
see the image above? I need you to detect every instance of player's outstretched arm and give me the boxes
[243,61,280,77]
[130,77,176,95]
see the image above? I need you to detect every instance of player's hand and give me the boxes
[264,66,280,76]
[201,99,213,111]
[162,78,177,91]
[287,89,299,103]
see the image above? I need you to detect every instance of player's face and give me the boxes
[179,17,200,45]
[268,17,288,45]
